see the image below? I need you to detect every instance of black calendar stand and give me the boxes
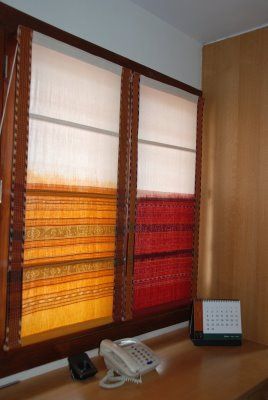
[190,303,242,346]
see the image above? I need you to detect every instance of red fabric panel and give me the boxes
[135,230,193,255]
[136,197,195,225]
[133,195,195,314]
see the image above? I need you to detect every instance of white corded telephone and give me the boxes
[99,338,160,389]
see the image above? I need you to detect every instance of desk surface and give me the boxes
[0,328,268,400]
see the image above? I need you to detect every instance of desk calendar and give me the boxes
[190,299,242,346]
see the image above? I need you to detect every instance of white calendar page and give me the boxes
[203,300,242,334]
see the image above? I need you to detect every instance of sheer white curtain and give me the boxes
[137,77,198,195]
[28,33,121,188]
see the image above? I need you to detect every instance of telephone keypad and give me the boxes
[127,344,154,366]
[113,337,160,374]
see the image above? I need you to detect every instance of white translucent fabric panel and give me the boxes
[30,33,121,133]
[27,119,119,187]
[139,77,197,149]
[138,143,196,194]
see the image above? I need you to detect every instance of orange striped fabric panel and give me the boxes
[21,184,116,338]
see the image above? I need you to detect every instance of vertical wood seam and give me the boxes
[192,97,204,299]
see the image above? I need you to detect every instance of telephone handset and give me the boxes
[99,338,160,389]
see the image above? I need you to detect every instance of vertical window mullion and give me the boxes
[113,69,140,322]
[4,26,32,350]
[113,68,132,321]
[125,72,140,320]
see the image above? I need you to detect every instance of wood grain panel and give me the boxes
[199,27,268,345]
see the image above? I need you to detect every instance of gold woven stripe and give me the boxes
[25,224,115,241]
[23,270,114,290]
[23,259,114,281]
[27,197,116,205]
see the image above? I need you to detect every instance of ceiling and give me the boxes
[130,0,268,44]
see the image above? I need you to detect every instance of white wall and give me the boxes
[2,0,202,89]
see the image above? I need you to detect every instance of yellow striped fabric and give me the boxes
[21,184,117,338]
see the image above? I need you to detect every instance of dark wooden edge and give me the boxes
[113,68,132,321]
[4,26,32,350]
[0,28,7,346]
[0,305,191,378]
[192,97,204,298]
[0,26,6,346]
[125,72,140,320]
[0,27,4,112]
[0,2,202,97]
[0,32,17,347]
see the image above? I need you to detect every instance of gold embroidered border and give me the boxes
[25,224,115,241]
[23,259,114,282]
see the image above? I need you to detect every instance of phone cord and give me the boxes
[99,369,142,389]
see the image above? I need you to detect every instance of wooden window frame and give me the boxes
[0,3,203,377]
